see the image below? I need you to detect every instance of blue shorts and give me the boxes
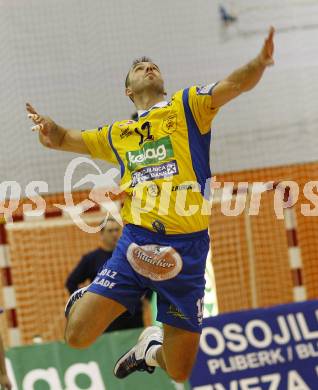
[88,224,209,333]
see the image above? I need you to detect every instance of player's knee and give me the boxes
[167,368,191,383]
[65,331,90,349]
[64,323,90,349]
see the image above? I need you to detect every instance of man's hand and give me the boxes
[26,103,65,148]
[259,26,275,67]
[0,374,12,390]
[26,102,90,154]
[211,26,275,108]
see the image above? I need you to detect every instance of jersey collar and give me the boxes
[138,101,168,118]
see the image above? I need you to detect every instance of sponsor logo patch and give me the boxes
[162,114,177,134]
[152,219,166,234]
[126,136,174,171]
[92,267,118,289]
[131,160,179,187]
[167,304,189,320]
[126,244,183,281]
[148,183,160,197]
[172,182,200,191]
[119,127,133,139]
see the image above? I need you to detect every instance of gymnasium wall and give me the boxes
[213,161,318,312]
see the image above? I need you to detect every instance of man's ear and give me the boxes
[126,87,133,99]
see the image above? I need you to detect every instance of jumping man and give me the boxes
[26,27,275,383]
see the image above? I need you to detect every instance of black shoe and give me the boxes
[114,326,163,379]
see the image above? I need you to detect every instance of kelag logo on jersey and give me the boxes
[126,136,174,170]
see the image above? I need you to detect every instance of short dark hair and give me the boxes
[125,56,153,88]
[100,216,116,231]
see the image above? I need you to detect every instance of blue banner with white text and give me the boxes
[190,300,318,390]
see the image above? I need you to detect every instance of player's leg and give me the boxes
[113,225,208,381]
[113,285,204,382]
[154,324,200,382]
[65,291,126,349]
[113,321,200,383]
[150,233,207,382]
[65,226,148,349]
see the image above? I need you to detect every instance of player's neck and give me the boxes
[134,93,166,111]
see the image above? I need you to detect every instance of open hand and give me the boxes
[26,103,61,148]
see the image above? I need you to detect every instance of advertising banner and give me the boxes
[5,328,190,390]
[190,300,318,390]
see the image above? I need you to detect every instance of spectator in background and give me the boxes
[66,217,152,331]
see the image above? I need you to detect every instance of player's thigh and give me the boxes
[162,323,200,381]
[65,292,126,348]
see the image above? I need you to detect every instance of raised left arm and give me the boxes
[211,26,275,109]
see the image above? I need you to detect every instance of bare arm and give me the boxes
[211,27,275,109]
[26,103,89,154]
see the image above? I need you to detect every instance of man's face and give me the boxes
[126,62,165,99]
[100,220,121,250]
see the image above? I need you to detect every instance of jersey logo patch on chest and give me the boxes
[126,136,174,171]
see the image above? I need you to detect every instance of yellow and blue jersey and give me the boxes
[82,84,219,234]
